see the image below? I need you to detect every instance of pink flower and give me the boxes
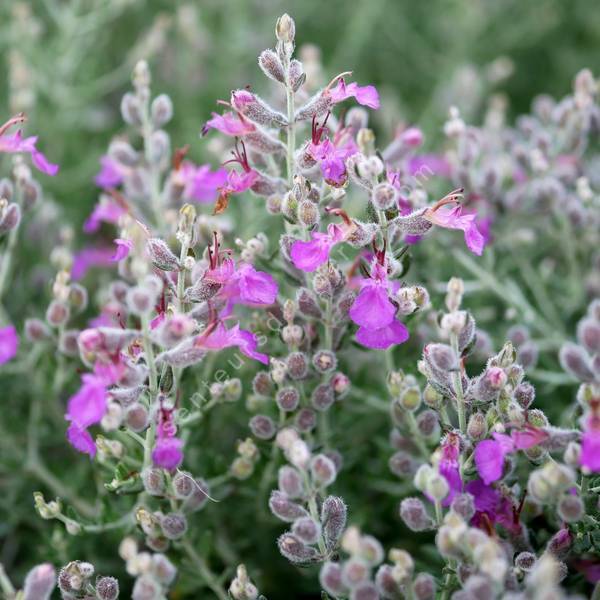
[0,324,19,364]
[0,116,59,176]
[83,199,126,233]
[424,192,486,255]
[152,437,184,470]
[177,161,229,204]
[399,127,424,148]
[408,154,451,179]
[349,257,410,350]
[196,322,269,364]
[202,111,256,137]
[581,410,600,472]
[474,433,515,485]
[466,479,522,535]
[94,156,126,188]
[218,261,278,306]
[110,238,133,262]
[438,433,463,506]
[71,247,115,280]
[328,79,380,109]
[223,169,259,195]
[65,361,123,457]
[290,223,346,272]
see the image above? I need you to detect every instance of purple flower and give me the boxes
[328,79,380,109]
[196,322,269,364]
[466,479,522,535]
[425,204,485,255]
[176,161,229,204]
[71,246,115,280]
[0,115,59,176]
[407,154,451,179]
[152,437,184,470]
[218,261,278,306]
[110,238,133,262]
[474,433,514,484]
[438,433,463,506]
[202,111,256,137]
[349,258,409,350]
[66,424,97,457]
[290,223,346,272]
[581,407,600,473]
[0,324,19,364]
[308,137,358,186]
[94,155,126,188]
[83,199,126,233]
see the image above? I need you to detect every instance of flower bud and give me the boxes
[182,478,210,513]
[151,94,173,128]
[399,387,421,412]
[577,317,600,354]
[563,441,581,467]
[427,343,458,372]
[321,496,347,550]
[451,493,476,521]
[108,139,139,165]
[320,562,344,597]
[399,497,434,531]
[423,384,443,409]
[23,563,56,600]
[467,412,487,441]
[121,92,142,126]
[371,182,398,210]
[147,238,180,271]
[292,516,321,544]
[311,383,334,411]
[312,349,337,374]
[514,381,535,409]
[515,551,536,572]
[297,287,322,318]
[412,572,436,600]
[95,576,119,600]
[259,48,285,83]
[25,318,52,342]
[425,472,449,502]
[278,533,319,564]
[172,471,194,499]
[142,468,166,496]
[310,454,337,487]
[0,202,20,235]
[275,13,295,43]
[389,451,415,477]
[294,407,317,432]
[341,557,369,588]
[126,286,155,316]
[276,387,300,412]
[297,200,320,227]
[160,512,187,540]
[252,371,273,396]
[269,491,309,522]
[560,342,594,382]
[287,351,309,379]
[148,130,170,164]
[249,414,276,439]
[132,575,161,600]
[46,300,70,327]
[557,494,583,522]
[278,465,304,499]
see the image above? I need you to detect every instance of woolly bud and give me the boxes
[557,494,583,522]
[411,572,435,600]
[95,576,119,600]
[160,512,187,540]
[297,200,320,227]
[563,441,581,467]
[560,342,594,382]
[518,341,538,370]
[427,343,458,372]
[23,563,56,600]
[151,94,173,128]
[292,516,321,544]
[390,211,432,236]
[278,533,319,564]
[229,564,259,600]
[182,478,210,512]
[252,371,273,396]
[577,317,600,354]
[108,139,138,165]
[312,383,335,411]
[321,496,347,550]
[172,471,194,499]
[275,13,295,43]
[514,381,535,409]
[287,351,309,379]
[423,384,443,409]
[399,497,434,531]
[399,387,421,411]
[269,491,309,522]
[310,454,337,487]
[126,286,155,316]
[515,551,536,572]
[467,412,487,441]
[231,90,288,128]
[295,407,317,432]
[289,59,305,92]
[451,493,476,520]
[332,372,350,398]
[416,410,440,440]
[147,238,180,271]
[278,466,304,498]
[0,202,20,235]
[121,92,142,126]
[388,451,415,477]
[249,414,276,440]
[297,287,322,318]
[24,318,52,342]
[342,558,370,588]
[312,350,337,374]
[46,300,70,327]
[320,562,344,597]
[259,49,285,83]
[148,130,170,164]
[371,182,398,211]
[142,468,166,496]
[276,387,300,412]
[132,575,161,600]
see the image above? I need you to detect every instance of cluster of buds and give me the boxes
[57,561,119,600]
[119,537,176,600]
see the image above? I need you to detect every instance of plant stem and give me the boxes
[284,56,295,185]
[0,222,19,308]
[181,539,228,600]
[0,564,15,598]
[141,314,157,470]
[449,331,466,433]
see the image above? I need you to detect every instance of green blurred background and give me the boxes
[1,0,599,226]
